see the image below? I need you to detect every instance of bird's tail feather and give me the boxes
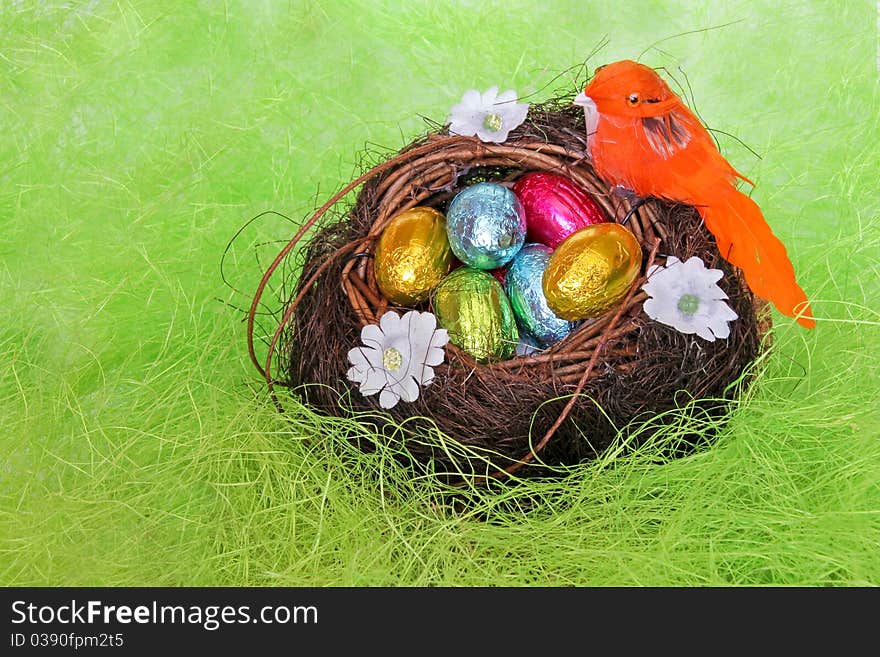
[700,189,815,329]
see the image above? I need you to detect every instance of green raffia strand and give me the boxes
[1,1,879,586]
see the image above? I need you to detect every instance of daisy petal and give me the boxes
[641,279,660,297]
[429,328,449,349]
[477,126,509,143]
[347,346,372,371]
[396,375,421,403]
[695,324,716,341]
[449,117,477,137]
[359,368,386,396]
[503,102,529,129]
[379,388,400,409]
[460,89,482,109]
[705,268,724,284]
[706,284,729,301]
[424,345,445,367]
[413,310,437,335]
[410,352,434,383]
[709,318,731,339]
[379,310,401,336]
[360,324,383,350]
[642,296,665,321]
[346,366,366,384]
[717,301,738,321]
[407,319,434,352]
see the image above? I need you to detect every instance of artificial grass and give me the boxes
[1,0,878,586]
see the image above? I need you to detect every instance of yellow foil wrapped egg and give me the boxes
[542,223,642,321]
[374,206,454,306]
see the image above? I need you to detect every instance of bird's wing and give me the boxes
[640,111,693,160]
[639,103,753,187]
[589,100,752,203]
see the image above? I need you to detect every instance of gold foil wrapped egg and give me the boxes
[374,206,454,305]
[542,223,642,321]
[433,267,518,362]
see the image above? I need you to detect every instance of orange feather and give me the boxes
[576,60,814,328]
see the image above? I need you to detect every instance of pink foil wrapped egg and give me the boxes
[513,171,606,249]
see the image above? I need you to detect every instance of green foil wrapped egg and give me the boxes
[542,223,642,321]
[433,267,519,361]
[374,206,454,306]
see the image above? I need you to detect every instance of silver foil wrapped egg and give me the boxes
[505,243,576,348]
[445,182,526,270]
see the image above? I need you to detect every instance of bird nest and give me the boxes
[247,100,770,481]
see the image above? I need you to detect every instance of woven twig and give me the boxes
[249,103,768,480]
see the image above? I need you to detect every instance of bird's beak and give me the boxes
[572,90,590,107]
[572,91,599,137]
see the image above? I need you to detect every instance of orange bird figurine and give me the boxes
[574,60,815,328]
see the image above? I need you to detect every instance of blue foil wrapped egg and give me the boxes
[446,182,526,270]
[505,243,576,348]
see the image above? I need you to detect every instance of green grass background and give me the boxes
[1,0,878,586]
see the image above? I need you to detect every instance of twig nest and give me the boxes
[259,101,769,481]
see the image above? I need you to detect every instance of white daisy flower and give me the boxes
[641,256,738,342]
[447,86,529,143]
[346,310,449,409]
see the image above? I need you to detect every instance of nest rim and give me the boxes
[248,102,770,482]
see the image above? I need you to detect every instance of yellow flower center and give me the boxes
[482,112,503,132]
[382,347,403,372]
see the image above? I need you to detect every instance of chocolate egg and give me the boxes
[374,206,454,305]
[433,267,518,361]
[542,223,642,321]
[445,182,526,270]
[513,171,606,248]
[505,243,576,347]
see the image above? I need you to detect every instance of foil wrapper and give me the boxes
[513,171,606,248]
[445,182,526,270]
[543,223,642,321]
[505,243,576,347]
[433,267,518,361]
[374,206,453,305]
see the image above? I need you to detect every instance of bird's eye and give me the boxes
[627,93,640,106]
